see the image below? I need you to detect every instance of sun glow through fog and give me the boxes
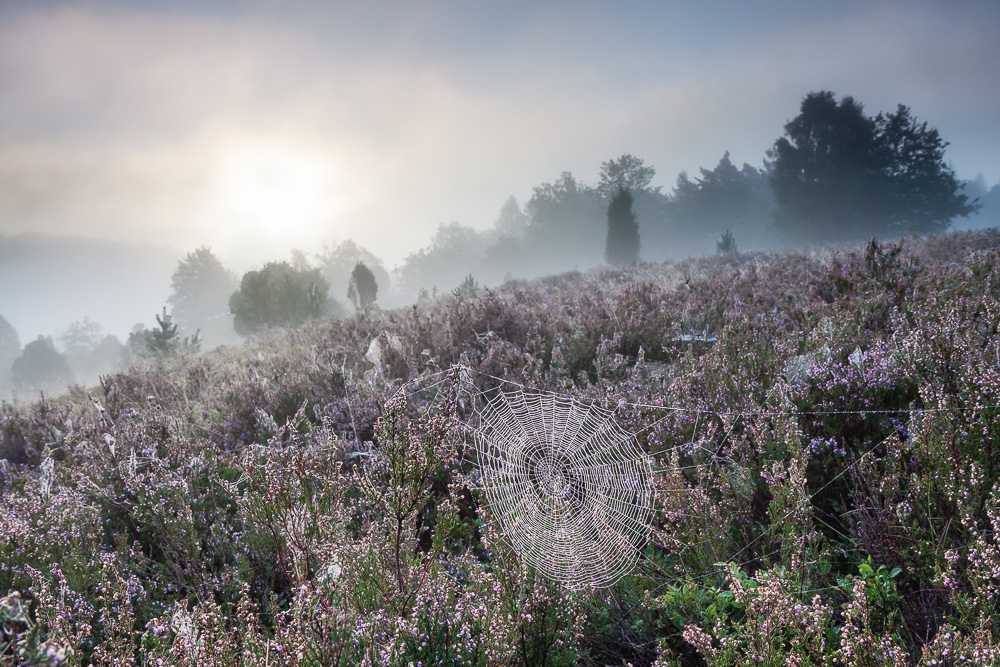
[214,145,341,236]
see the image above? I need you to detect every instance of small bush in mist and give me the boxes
[129,307,201,360]
[716,229,738,255]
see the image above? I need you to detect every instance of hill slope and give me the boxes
[2,229,1000,664]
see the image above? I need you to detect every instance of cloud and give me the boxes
[0,2,997,271]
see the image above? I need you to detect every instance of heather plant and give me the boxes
[475,516,584,667]
[4,228,1000,663]
[919,624,1000,664]
[226,411,347,593]
[0,467,102,598]
[755,408,832,589]
[675,563,835,666]
[347,396,461,616]
[22,565,93,665]
[0,590,65,666]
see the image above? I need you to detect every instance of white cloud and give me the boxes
[0,1,997,271]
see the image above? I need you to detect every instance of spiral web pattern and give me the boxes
[475,390,654,589]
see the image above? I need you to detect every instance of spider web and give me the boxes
[475,388,655,590]
[395,368,799,594]
[392,364,962,599]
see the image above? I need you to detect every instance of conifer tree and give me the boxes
[129,307,200,359]
[605,186,640,267]
[347,262,379,313]
[716,230,738,255]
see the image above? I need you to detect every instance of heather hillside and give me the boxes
[3,229,1000,665]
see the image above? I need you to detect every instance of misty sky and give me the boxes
[2,0,999,272]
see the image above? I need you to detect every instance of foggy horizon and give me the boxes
[2,0,1000,346]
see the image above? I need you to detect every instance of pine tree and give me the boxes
[146,307,181,356]
[130,307,200,359]
[605,186,640,267]
[716,230,738,255]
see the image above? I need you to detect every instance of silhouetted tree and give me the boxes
[229,262,330,336]
[168,246,238,346]
[348,262,379,313]
[59,317,119,381]
[0,315,20,390]
[11,336,73,394]
[395,222,486,299]
[598,154,659,198]
[59,317,104,360]
[525,172,606,271]
[605,186,640,266]
[492,196,530,238]
[315,239,388,311]
[770,92,878,243]
[597,155,676,261]
[716,230,738,255]
[770,91,976,242]
[873,104,977,233]
[670,152,774,251]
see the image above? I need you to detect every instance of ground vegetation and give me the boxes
[2,229,1000,664]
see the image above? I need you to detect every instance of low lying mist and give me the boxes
[2,92,999,397]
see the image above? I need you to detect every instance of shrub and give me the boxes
[230,262,330,336]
